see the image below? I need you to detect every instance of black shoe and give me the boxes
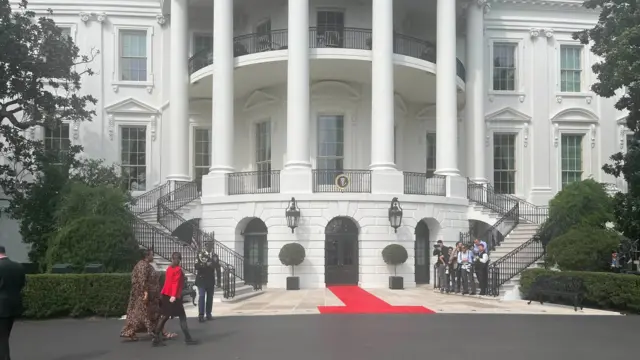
[185,338,199,345]
[152,334,166,347]
[206,314,213,321]
[198,316,205,323]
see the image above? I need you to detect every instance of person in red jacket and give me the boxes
[152,252,198,346]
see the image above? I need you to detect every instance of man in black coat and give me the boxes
[194,249,221,323]
[0,246,26,360]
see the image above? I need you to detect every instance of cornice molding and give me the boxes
[489,0,588,7]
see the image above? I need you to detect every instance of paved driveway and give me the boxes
[11,314,639,360]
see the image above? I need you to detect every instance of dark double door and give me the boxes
[244,235,268,285]
[325,234,358,285]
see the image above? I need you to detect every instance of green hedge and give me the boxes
[23,274,131,319]
[520,269,640,313]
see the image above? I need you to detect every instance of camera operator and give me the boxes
[432,240,449,293]
[474,243,490,295]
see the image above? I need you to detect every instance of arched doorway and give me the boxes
[325,217,359,285]
[415,220,430,284]
[243,218,268,285]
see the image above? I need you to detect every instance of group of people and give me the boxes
[120,246,221,347]
[433,238,491,295]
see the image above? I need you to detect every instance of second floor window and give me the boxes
[493,133,516,195]
[426,132,436,177]
[317,115,344,184]
[560,45,582,92]
[194,128,211,186]
[561,134,583,188]
[121,126,146,191]
[255,121,272,188]
[493,43,517,91]
[317,11,344,47]
[44,123,71,161]
[120,30,147,81]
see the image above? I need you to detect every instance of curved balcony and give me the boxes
[188,27,466,81]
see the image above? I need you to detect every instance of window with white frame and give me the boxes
[59,26,71,40]
[560,45,582,92]
[493,133,516,194]
[317,115,344,184]
[626,133,636,151]
[256,19,272,51]
[255,120,272,188]
[426,132,436,177]
[192,33,213,72]
[120,30,148,81]
[194,128,211,186]
[492,43,517,91]
[44,123,71,162]
[121,126,147,191]
[317,10,344,47]
[561,134,583,188]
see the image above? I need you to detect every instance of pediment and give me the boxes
[551,107,598,123]
[243,90,278,111]
[311,81,360,100]
[104,97,159,115]
[617,115,629,126]
[485,107,531,122]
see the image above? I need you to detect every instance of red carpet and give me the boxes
[318,286,435,314]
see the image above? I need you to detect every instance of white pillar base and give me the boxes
[201,173,228,197]
[280,168,313,194]
[469,177,488,184]
[166,174,192,182]
[371,169,403,195]
[446,176,468,199]
[435,168,461,177]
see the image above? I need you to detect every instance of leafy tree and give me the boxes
[545,227,620,272]
[0,0,97,130]
[575,1,640,242]
[45,183,138,273]
[538,179,613,247]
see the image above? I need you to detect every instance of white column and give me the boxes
[210,0,234,173]
[285,0,310,169]
[370,0,395,170]
[435,0,460,176]
[465,1,486,182]
[167,0,190,181]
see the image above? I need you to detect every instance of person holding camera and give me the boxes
[194,246,221,323]
[432,240,449,292]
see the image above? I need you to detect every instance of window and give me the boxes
[560,45,582,92]
[492,43,517,91]
[493,133,516,194]
[317,115,344,184]
[561,134,583,188]
[256,19,272,51]
[626,133,636,151]
[193,33,213,55]
[194,128,211,186]
[317,11,344,47]
[255,121,272,188]
[44,123,71,161]
[59,27,71,40]
[120,30,147,81]
[121,127,147,191]
[426,132,436,177]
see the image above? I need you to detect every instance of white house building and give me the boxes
[2,0,631,292]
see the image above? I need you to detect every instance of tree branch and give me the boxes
[0,110,40,130]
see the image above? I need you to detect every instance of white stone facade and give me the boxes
[3,0,629,287]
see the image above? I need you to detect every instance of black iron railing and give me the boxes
[403,172,446,196]
[129,182,171,215]
[468,179,548,225]
[187,27,467,81]
[130,215,198,274]
[227,171,281,195]
[312,169,371,193]
[484,204,520,251]
[501,194,549,224]
[222,264,236,299]
[156,182,249,284]
[488,235,545,296]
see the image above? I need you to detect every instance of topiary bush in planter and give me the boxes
[278,243,306,290]
[382,244,408,290]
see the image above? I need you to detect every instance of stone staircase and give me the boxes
[490,223,539,259]
[131,182,263,303]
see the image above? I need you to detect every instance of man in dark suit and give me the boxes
[0,246,26,360]
[194,246,221,323]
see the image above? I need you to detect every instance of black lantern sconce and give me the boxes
[285,197,301,233]
[388,197,403,233]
